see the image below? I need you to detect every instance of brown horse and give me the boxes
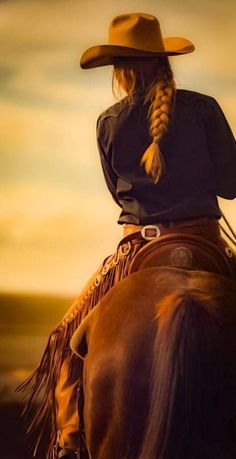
[71,266,236,459]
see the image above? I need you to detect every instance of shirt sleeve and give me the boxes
[96,118,122,208]
[205,98,236,199]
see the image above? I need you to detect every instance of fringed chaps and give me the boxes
[16,234,147,459]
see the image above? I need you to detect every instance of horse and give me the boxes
[70,235,236,459]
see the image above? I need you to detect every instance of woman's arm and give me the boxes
[205,97,236,199]
[96,117,122,208]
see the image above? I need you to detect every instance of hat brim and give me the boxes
[80,37,195,69]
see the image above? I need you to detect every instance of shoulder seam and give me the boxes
[98,102,136,125]
[177,89,216,105]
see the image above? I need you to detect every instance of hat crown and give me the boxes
[108,13,165,52]
[80,12,195,69]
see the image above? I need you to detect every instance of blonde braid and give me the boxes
[140,62,176,183]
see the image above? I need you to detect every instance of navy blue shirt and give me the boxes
[96,88,236,225]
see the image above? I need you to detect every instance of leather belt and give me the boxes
[123,217,221,241]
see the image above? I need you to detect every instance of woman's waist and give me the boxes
[117,192,221,227]
[122,216,221,240]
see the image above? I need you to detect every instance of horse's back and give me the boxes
[71,267,236,459]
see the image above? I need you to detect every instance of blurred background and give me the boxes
[0,0,235,457]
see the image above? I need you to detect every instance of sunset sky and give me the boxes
[0,0,235,295]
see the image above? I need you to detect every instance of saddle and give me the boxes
[128,232,235,279]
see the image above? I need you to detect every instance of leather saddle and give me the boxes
[128,232,235,279]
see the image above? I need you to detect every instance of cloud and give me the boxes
[0,0,235,294]
[0,98,110,180]
[0,57,112,111]
[0,183,120,244]
[0,183,122,295]
[0,64,17,86]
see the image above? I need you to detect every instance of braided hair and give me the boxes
[112,57,176,183]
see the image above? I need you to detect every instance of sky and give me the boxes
[0,0,235,295]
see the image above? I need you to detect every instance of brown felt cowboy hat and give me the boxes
[80,12,195,69]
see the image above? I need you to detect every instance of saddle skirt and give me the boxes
[128,233,235,279]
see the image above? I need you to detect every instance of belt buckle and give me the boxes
[141,225,161,241]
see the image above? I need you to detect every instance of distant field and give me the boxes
[0,292,75,458]
[0,291,73,402]
[0,291,73,334]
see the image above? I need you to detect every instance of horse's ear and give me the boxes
[70,316,90,359]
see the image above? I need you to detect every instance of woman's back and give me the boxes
[97,88,236,225]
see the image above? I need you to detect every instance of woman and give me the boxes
[18,12,236,459]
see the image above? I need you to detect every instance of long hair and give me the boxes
[112,56,176,183]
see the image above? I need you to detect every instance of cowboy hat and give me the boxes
[80,12,195,69]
